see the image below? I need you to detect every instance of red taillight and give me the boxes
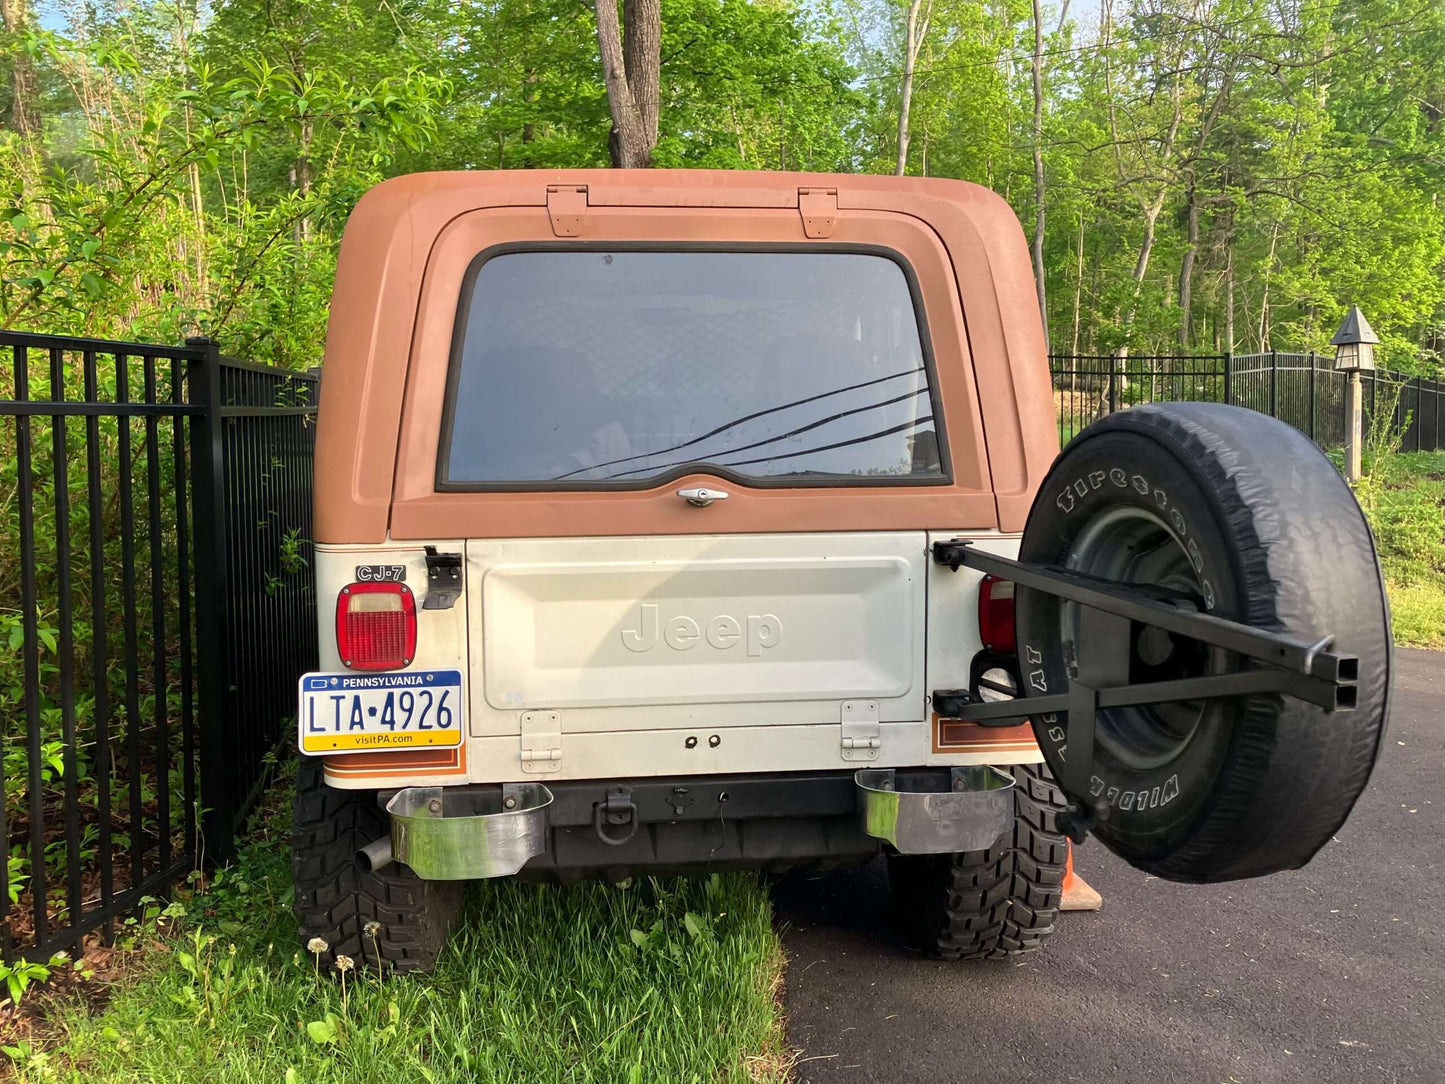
[978,575,1016,654]
[336,582,417,670]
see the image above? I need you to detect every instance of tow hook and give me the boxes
[593,785,639,847]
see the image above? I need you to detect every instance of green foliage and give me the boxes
[0,3,447,364]
[15,773,790,1084]
[3,0,1440,368]
[1355,449,1445,647]
[829,0,1445,370]
[0,951,70,1008]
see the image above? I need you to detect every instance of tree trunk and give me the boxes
[1070,214,1084,367]
[1029,0,1048,351]
[1257,220,1280,350]
[595,0,660,168]
[522,69,538,168]
[1224,246,1235,353]
[0,0,39,136]
[1133,205,1160,286]
[297,114,313,242]
[1178,182,1199,347]
[895,0,931,175]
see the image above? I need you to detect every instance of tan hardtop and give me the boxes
[314,169,1056,544]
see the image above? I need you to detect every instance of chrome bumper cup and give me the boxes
[383,783,553,880]
[855,766,1015,854]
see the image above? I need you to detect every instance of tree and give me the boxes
[895,0,932,174]
[594,0,660,167]
[2,0,1442,372]
[1028,0,1047,348]
[0,0,38,135]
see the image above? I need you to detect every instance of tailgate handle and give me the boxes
[677,487,728,507]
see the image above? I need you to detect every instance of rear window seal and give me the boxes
[433,241,954,493]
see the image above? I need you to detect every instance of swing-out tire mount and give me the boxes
[934,403,1390,885]
[932,543,1359,715]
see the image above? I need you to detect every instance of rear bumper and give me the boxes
[369,767,1016,882]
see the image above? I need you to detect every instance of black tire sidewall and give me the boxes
[1016,429,1260,862]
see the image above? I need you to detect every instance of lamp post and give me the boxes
[1332,306,1378,483]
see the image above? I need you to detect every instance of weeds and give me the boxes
[7,771,791,1083]
[1356,450,1445,647]
[0,955,69,1009]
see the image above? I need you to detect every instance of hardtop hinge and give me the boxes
[520,710,562,773]
[840,699,880,761]
[546,185,588,237]
[798,187,838,239]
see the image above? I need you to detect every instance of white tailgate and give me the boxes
[467,533,926,736]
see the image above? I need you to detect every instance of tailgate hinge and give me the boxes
[798,187,838,239]
[840,699,880,761]
[423,546,463,610]
[547,185,588,237]
[520,710,562,773]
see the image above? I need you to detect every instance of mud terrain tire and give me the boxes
[292,758,463,973]
[888,763,1069,958]
[1015,402,1391,883]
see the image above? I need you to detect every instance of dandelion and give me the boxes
[335,954,355,1006]
[307,936,329,979]
[362,921,383,986]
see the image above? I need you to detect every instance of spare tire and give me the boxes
[1015,402,1390,883]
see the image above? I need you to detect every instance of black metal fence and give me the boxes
[0,330,316,963]
[191,340,319,861]
[1051,351,1445,453]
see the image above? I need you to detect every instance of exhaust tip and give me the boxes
[356,836,394,873]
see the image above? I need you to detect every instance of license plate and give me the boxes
[297,670,464,755]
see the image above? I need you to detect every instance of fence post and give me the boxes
[1223,352,1232,405]
[186,336,235,864]
[1269,349,1279,418]
[1308,352,1317,441]
[1345,370,1363,482]
[1416,377,1423,452]
[1108,359,1117,414]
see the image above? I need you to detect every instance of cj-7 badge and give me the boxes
[355,564,407,583]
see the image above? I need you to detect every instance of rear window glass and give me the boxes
[439,250,944,487]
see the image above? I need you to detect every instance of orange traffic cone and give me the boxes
[1060,842,1102,911]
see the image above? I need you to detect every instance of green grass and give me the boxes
[10,777,789,1084]
[1357,450,1445,648]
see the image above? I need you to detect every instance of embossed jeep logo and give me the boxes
[620,603,782,656]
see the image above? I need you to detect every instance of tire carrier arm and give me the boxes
[930,540,1359,839]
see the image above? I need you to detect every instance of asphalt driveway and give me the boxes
[774,647,1443,1084]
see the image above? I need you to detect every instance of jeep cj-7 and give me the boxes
[292,171,1389,970]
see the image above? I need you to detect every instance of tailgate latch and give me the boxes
[520,710,562,773]
[840,699,880,761]
[423,546,463,610]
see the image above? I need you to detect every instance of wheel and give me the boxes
[887,763,1069,959]
[292,758,464,973]
[1015,402,1391,883]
